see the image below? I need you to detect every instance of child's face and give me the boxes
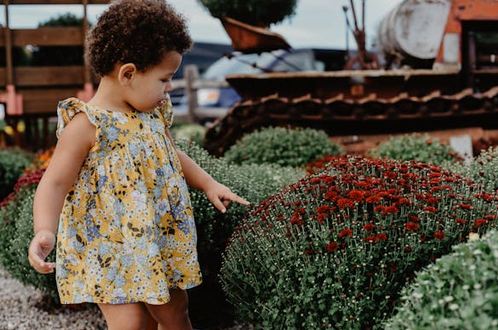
[125,51,182,112]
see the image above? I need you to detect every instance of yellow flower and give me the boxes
[17,121,26,133]
[4,125,14,136]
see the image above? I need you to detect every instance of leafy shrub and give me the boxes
[0,170,58,302]
[385,230,498,330]
[370,134,461,166]
[220,156,498,329]
[0,148,34,201]
[178,139,304,261]
[171,123,206,146]
[198,0,298,26]
[459,147,498,194]
[178,139,304,325]
[224,127,343,168]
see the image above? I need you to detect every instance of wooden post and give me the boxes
[4,0,13,86]
[184,64,199,123]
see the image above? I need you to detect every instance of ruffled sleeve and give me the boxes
[155,94,174,129]
[56,97,100,151]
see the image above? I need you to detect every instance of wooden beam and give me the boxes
[0,66,92,87]
[0,27,85,46]
[17,87,82,114]
[8,0,109,4]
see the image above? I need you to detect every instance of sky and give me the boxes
[0,0,404,49]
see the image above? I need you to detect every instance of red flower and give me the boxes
[404,222,420,232]
[325,241,339,253]
[354,180,370,188]
[396,197,411,206]
[455,218,467,225]
[474,219,488,228]
[376,233,388,241]
[424,206,437,213]
[408,214,420,222]
[338,227,353,238]
[363,235,377,243]
[363,223,375,232]
[374,205,385,213]
[337,198,355,210]
[324,190,338,202]
[485,214,496,221]
[316,205,331,214]
[433,230,445,240]
[366,195,382,204]
[459,203,473,210]
[348,190,366,202]
[316,213,327,224]
[475,193,494,202]
[383,205,399,215]
[290,212,304,225]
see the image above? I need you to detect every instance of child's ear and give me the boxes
[118,63,137,85]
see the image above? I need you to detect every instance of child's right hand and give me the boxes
[28,230,56,274]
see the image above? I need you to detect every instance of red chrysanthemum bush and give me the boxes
[219,156,498,329]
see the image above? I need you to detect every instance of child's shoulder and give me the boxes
[56,97,99,140]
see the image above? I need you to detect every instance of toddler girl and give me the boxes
[27,1,249,329]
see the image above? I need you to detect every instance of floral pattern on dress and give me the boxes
[55,96,202,305]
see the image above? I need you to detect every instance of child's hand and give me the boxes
[28,230,56,274]
[204,180,250,213]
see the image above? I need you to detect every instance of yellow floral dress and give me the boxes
[54,96,202,305]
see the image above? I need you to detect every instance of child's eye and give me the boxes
[161,78,171,83]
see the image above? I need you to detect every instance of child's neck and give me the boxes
[88,77,135,114]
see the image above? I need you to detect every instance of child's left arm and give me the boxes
[166,130,250,213]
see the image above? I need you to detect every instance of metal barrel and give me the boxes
[378,0,451,61]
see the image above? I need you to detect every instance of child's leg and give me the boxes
[98,302,153,330]
[144,288,192,330]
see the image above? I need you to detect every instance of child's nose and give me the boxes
[164,82,173,93]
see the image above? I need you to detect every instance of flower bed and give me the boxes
[220,156,498,329]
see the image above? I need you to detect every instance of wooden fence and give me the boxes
[172,65,230,122]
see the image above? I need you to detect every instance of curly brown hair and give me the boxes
[85,0,192,77]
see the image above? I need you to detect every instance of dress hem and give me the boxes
[58,280,203,305]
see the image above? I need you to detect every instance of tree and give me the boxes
[198,0,298,27]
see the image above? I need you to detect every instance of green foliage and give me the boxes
[38,13,84,27]
[385,230,498,330]
[370,134,461,166]
[170,123,206,146]
[178,139,304,263]
[220,156,498,329]
[460,147,498,194]
[224,127,343,168]
[198,0,298,26]
[0,185,58,303]
[0,148,34,201]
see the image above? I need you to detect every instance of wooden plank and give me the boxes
[19,87,81,114]
[8,0,109,4]
[7,27,84,46]
[13,66,85,87]
[0,27,84,46]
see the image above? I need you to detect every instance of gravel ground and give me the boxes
[0,267,252,330]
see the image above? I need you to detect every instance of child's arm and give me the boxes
[28,113,95,274]
[165,129,249,213]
